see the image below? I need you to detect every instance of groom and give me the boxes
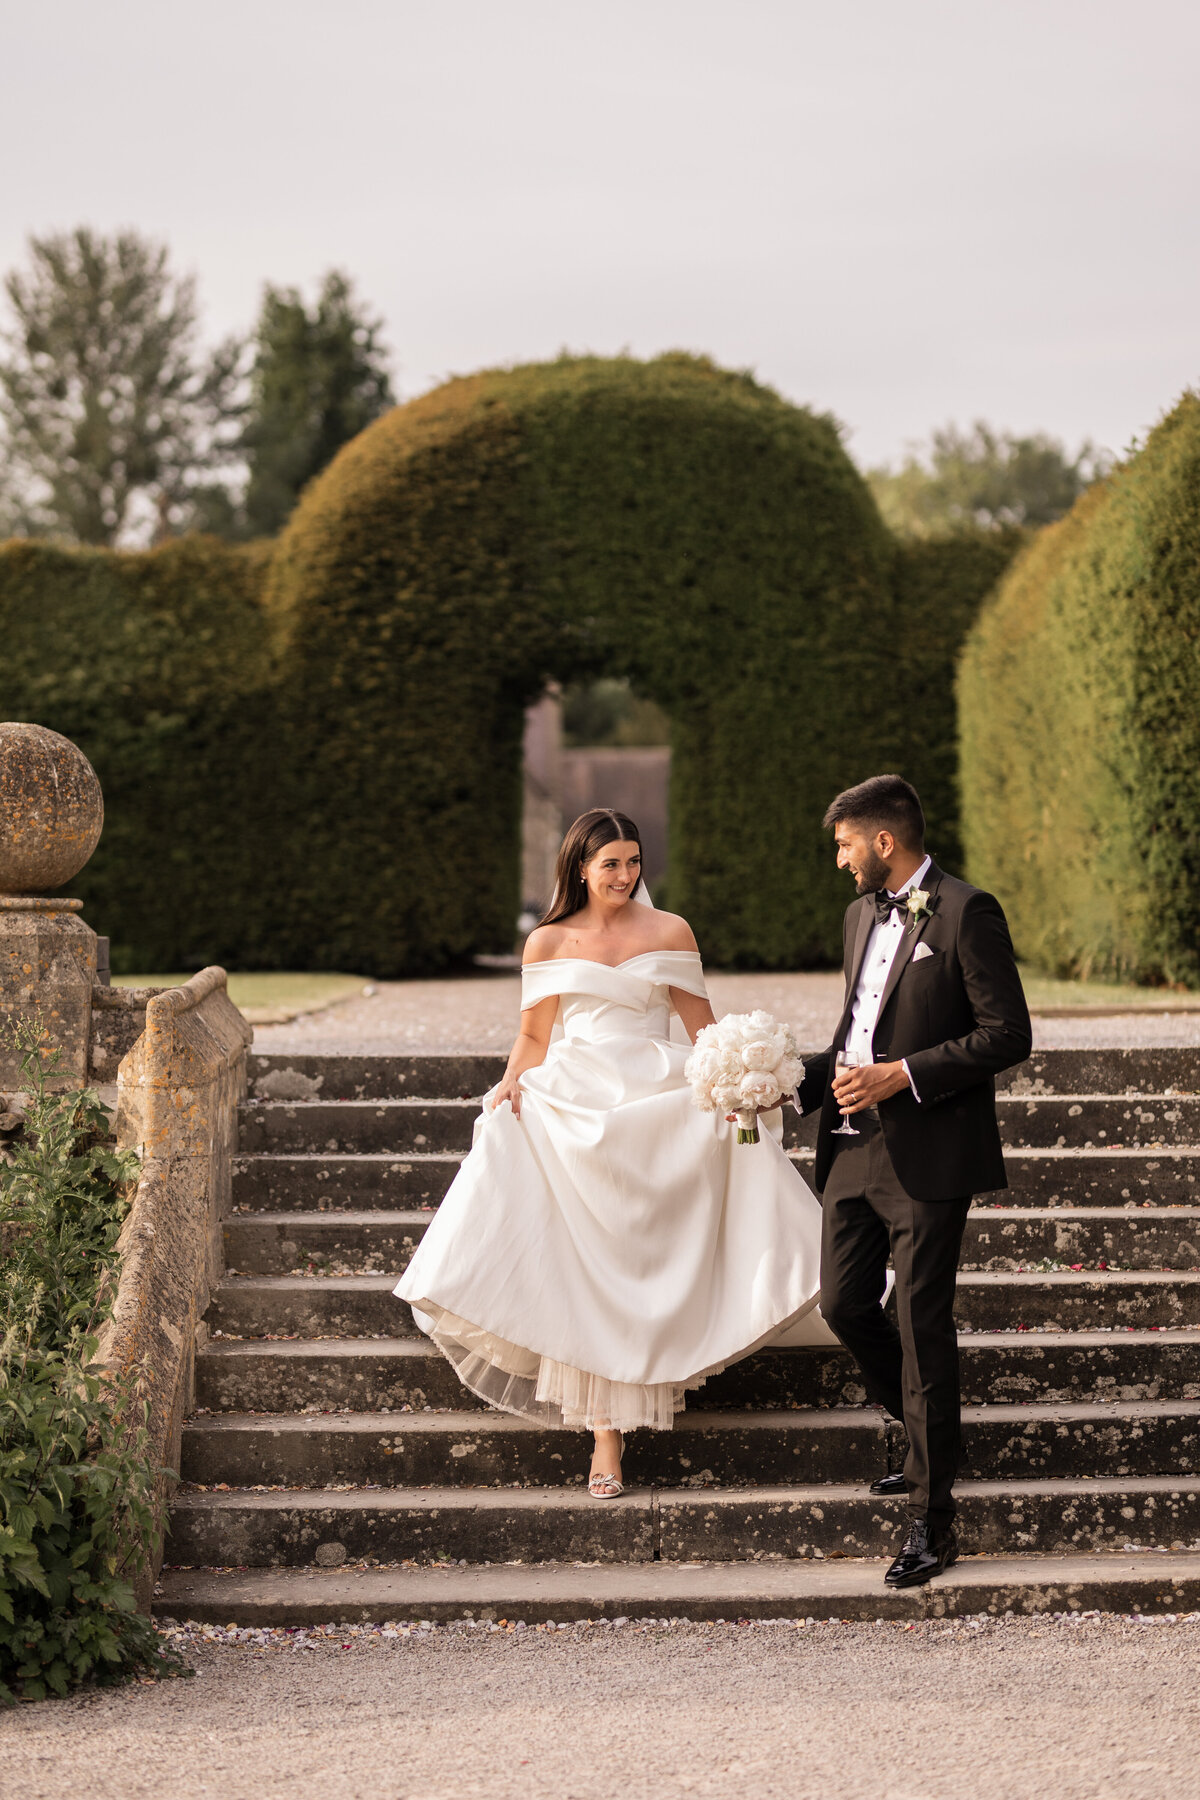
[796,775,1031,1588]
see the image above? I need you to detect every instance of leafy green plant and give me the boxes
[0,1022,189,1703]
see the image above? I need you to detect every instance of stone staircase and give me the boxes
[155,1046,1200,1624]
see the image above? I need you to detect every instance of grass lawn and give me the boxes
[109,965,1199,1023]
[110,971,368,1023]
[1018,967,1200,1011]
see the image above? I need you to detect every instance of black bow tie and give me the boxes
[874,891,909,924]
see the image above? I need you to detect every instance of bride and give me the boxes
[394,808,828,1497]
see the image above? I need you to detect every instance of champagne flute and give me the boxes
[832,1050,861,1136]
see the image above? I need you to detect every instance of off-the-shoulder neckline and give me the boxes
[522,949,702,972]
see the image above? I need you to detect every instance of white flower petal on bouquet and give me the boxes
[687,1008,799,1122]
[740,1071,782,1108]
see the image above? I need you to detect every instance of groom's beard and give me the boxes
[853,849,892,895]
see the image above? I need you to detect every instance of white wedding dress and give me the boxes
[394,949,831,1432]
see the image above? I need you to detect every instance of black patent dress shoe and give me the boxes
[883,1518,958,1588]
[869,1472,908,1496]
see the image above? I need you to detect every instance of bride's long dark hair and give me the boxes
[537,809,644,928]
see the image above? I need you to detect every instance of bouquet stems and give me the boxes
[735,1109,760,1145]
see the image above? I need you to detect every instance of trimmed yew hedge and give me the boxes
[266,354,905,970]
[887,532,1021,874]
[0,355,1017,973]
[0,536,282,972]
[959,393,1200,986]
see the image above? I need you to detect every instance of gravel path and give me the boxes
[4,1614,1198,1800]
[252,971,1200,1056]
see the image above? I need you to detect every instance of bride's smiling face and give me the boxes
[582,840,642,908]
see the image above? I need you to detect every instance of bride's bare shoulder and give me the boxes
[522,924,566,964]
[648,911,699,953]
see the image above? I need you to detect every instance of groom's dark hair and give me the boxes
[823,774,925,850]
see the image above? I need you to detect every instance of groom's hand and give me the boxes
[831,1061,910,1112]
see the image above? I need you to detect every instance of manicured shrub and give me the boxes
[1,355,1017,973]
[0,536,281,972]
[886,532,1021,874]
[268,353,905,969]
[958,393,1200,985]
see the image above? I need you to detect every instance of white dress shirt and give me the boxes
[843,854,932,1101]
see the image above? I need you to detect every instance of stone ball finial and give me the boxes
[0,724,104,894]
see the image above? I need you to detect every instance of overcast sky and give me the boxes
[5,0,1197,468]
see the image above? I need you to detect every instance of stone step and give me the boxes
[232,1153,458,1212]
[224,1211,430,1277]
[995,1097,1200,1151]
[167,1484,654,1568]
[165,1473,1200,1569]
[195,1337,474,1414]
[207,1274,415,1338]
[223,1206,1200,1277]
[246,1048,1199,1104]
[230,1147,1200,1213]
[237,1100,477,1156]
[180,1409,887,1489]
[204,1269,1200,1340]
[249,1053,507,1103]
[237,1095,1200,1157]
[195,1331,1200,1415]
[959,1270,1200,1329]
[153,1547,1200,1626]
[960,1208,1200,1272]
[999,1150,1199,1208]
[179,1401,1200,1490]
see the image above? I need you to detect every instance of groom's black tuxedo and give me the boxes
[798,863,1032,1199]
[798,861,1031,1531]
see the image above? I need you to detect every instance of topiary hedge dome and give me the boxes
[0,353,1012,974]
[958,392,1200,987]
[267,352,906,971]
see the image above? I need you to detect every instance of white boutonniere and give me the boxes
[905,888,932,933]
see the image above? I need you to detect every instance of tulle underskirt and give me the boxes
[413,1299,821,1433]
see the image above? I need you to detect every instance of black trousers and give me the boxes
[819,1122,971,1527]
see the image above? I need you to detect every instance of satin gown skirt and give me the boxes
[394,950,831,1432]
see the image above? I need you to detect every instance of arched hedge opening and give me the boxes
[266,353,903,971]
[0,354,1015,974]
[958,392,1200,987]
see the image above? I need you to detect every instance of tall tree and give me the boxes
[240,271,394,536]
[0,228,241,544]
[868,422,1110,538]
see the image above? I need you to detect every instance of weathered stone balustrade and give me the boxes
[96,967,252,1606]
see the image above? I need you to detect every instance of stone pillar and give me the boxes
[0,724,104,1089]
[521,687,564,916]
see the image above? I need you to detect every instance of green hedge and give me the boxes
[0,537,281,973]
[958,393,1200,986]
[886,532,1022,874]
[0,355,1016,973]
[266,353,906,969]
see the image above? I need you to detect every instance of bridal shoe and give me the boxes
[589,1433,625,1498]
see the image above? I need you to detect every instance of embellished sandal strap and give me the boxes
[589,1473,624,1497]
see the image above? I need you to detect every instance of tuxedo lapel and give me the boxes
[832,897,876,1046]
[848,897,875,992]
[875,862,943,1027]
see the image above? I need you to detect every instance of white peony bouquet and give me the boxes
[684,1009,804,1144]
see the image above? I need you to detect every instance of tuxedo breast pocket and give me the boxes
[909,943,942,968]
